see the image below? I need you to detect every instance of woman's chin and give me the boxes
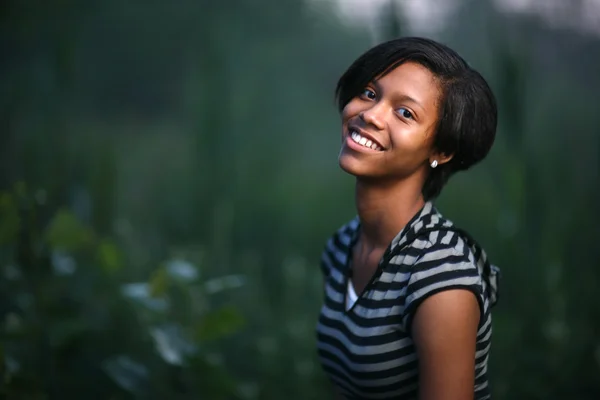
[338,154,371,178]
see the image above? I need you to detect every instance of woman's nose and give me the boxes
[359,104,386,130]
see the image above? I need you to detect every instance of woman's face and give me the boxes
[338,62,445,182]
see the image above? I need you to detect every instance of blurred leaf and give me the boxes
[149,267,169,297]
[150,324,196,365]
[166,258,198,282]
[204,274,245,294]
[51,250,77,275]
[45,209,94,252]
[0,193,20,244]
[97,239,123,274]
[121,283,169,312]
[196,305,244,342]
[103,355,148,395]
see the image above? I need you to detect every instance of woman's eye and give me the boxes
[361,88,376,100]
[397,107,413,119]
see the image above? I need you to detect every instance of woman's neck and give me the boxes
[355,178,425,250]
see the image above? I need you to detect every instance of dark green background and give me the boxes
[1,0,599,399]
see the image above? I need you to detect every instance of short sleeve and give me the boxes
[402,239,484,335]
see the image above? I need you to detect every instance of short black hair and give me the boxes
[335,37,497,200]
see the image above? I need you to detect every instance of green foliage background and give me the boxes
[1,0,599,399]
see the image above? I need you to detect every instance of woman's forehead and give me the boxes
[374,62,441,108]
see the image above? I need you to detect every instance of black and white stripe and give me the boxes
[316,202,500,400]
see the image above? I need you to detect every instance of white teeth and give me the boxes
[349,130,382,151]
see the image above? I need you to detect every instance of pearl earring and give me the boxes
[430,160,438,168]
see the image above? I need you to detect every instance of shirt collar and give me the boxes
[351,201,450,252]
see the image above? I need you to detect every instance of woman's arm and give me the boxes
[411,289,480,400]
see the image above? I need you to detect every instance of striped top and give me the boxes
[316,202,500,400]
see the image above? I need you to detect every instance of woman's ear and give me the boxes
[429,151,454,168]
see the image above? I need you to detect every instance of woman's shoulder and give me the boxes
[406,206,482,262]
[406,216,500,308]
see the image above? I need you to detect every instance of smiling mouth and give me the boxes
[349,130,384,151]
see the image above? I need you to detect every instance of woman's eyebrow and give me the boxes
[371,80,425,111]
[395,94,424,111]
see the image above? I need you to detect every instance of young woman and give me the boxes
[316,37,500,400]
